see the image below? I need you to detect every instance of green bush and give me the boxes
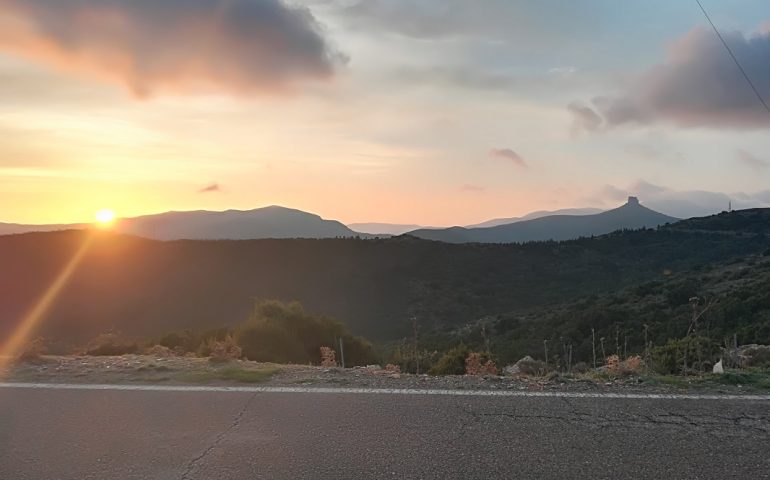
[651,336,719,374]
[429,344,470,375]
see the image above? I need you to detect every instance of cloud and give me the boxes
[737,149,768,170]
[489,148,528,168]
[461,184,485,193]
[570,25,770,131]
[589,180,770,218]
[335,0,595,45]
[198,183,221,193]
[567,102,603,134]
[0,0,344,97]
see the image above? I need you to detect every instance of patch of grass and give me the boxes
[177,366,278,384]
[641,370,770,391]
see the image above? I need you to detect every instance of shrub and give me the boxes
[571,361,590,374]
[429,345,470,375]
[84,333,139,356]
[651,336,719,374]
[320,346,337,367]
[384,364,401,373]
[209,335,242,363]
[465,352,498,376]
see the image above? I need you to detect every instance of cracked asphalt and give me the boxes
[1,388,769,479]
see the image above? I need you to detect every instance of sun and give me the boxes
[95,209,116,226]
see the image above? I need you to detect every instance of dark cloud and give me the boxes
[198,183,221,193]
[0,0,344,97]
[489,148,527,168]
[337,0,595,45]
[737,149,768,170]
[570,26,770,131]
[567,102,603,134]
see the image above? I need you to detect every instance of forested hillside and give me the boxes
[1,209,768,348]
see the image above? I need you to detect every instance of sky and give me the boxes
[0,0,769,226]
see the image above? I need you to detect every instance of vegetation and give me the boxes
[177,366,279,384]
[159,300,377,366]
[3,209,770,347]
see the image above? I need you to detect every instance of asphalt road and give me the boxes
[1,385,769,479]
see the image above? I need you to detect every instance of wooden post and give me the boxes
[591,328,597,369]
[339,337,345,369]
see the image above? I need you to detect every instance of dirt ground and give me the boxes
[2,355,768,395]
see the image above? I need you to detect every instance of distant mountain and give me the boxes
[347,223,427,236]
[0,206,360,240]
[467,207,604,229]
[409,197,678,243]
[0,222,86,236]
[117,206,359,240]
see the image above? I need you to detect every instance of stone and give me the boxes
[712,359,724,374]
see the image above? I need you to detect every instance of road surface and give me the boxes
[0,384,769,479]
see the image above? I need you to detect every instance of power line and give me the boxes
[695,0,770,116]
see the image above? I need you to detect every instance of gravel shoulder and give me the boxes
[2,355,769,395]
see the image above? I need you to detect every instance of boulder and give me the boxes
[504,355,546,376]
[712,359,724,374]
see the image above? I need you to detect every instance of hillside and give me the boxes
[466,207,604,229]
[410,197,678,243]
[1,209,768,349]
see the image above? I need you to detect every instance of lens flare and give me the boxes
[0,233,94,369]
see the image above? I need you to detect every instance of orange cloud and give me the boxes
[0,0,344,97]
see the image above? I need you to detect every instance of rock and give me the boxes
[504,356,546,377]
[713,359,724,374]
[737,344,770,367]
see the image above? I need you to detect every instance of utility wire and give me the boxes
[695,0,770,116]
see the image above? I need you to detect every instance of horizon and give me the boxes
[0,196,711,231]
[0,1,768,226]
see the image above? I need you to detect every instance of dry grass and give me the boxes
[208,335,242,363]
[465,352,499,376]
[320,346,337,367]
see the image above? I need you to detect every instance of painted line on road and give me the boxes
[1,382,769,401]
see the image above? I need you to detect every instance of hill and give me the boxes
[409,197,677,243]
[1,209,768,349]
[116,206,358,240]
[0,206,360,240]
[346,223,421,235]
[466,207,604,229]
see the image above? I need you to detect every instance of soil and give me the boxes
[2,355,767,395]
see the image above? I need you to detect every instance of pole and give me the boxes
[339,337,345,369]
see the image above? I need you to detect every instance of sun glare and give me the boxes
[95,209,116,226]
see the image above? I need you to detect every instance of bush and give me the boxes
[652,336,719,374]
[320,346,337,367]
[84,333,139,356]
[429,345,470,375]
[571,361,590,374]
[465,352,498,376]
[209,335,242,363]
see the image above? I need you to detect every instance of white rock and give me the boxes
[713,359,724,374]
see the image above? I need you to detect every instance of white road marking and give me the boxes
[0,382,769,400]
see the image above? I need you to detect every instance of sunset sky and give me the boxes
[0,0,769,226]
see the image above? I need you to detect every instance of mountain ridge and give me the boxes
[408,197,678,243]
